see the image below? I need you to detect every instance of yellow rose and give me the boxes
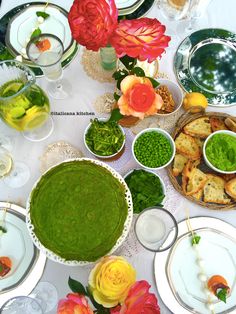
[88,256,136,308]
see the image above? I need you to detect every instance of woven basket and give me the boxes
[167,108,236,210]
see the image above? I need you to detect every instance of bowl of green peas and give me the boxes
[132,128,176,170]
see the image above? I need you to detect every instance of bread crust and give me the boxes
[225,177,236,200]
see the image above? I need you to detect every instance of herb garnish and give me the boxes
[85,119,125,156]
[31,28,42,40]
[36,11,50,19]
[191,233,201,245]
[217,288,228,303]
[125,169,165,213]
[0,226,7,233]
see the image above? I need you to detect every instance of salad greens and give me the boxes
[85,119,125,156]
[125,169,165,213]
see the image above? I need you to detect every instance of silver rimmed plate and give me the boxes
[155,217,236,314]
[0,202,46,307]
[115,0,141,9]
[174,28,236,107]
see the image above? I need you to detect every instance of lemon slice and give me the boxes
[0,153,12,177]
[23,112,49,130]
[2,81,24,97]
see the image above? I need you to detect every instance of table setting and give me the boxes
[0,0,236,313]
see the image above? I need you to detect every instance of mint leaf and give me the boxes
[31,28,42,40]
[36,11,50,19]
[191,233,201,245]
[217,288,227,303]
[68,277,88,295]
[108,108,123,122]
[0,226,7,233]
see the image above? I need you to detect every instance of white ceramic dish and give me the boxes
[115,0,141,9]
[26,158,133,266]
[155,217,236,314]
[84,119,125,159]
[0,202,46,307]
[5,3,74,61]
[203,130,236,174]
[156,79,184,117]
[132,128,176,171]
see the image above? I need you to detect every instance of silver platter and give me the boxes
[0,201,46,307]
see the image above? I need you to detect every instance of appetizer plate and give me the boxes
[155,217,236,314]
[0,2,79,77]
[115,0,141,10]
[118,0,155,19]
[26,158,133,266]
[174,28,236,107]
[0,202,46,307]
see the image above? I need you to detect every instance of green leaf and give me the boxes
[108,108,123,122]
[36,11,50,19]
[30,28,42,40]
[86,287,108,312]
[146,77,160,88]
[191,233,201,245]
[68,277,88,295]
[113,92,120,101]
[130,66,145,77]
[217,288,227,303]
[0,226,7,233]
[112,69,129,80]
[119,55,137,70]
[0,264,3,272]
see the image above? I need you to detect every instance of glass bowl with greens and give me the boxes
[124,169,166,214]
[203,130,236,174]
[84,118,125,160]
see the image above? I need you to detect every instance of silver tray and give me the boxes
[155,217,236,314]
[174,28,236,107]
[0,202,46,307]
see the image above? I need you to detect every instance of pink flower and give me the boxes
[111,281,160,314]
[57,293,94,314]
[110,18,171,62]
[68,0,118,51]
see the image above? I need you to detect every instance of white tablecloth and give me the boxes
[0,0,236,313]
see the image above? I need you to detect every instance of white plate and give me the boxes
[6,3,73,60]
[155,217,236,314]
[0,202,46,307]
[118,0,145,15]
[115,0,141,9]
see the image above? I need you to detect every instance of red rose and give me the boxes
[110,18,171,62]
[57,293,94,314]
[68,0,118,51]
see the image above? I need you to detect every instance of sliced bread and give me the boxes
[225,177,236,200]
[210,117,228,132]
[182,160,207,196]
[192,189,203,200]
[184,117,212,138]
[204,174,231,204]
[225,117,236,133]
[175,132,201,160]
[173,154,188,176]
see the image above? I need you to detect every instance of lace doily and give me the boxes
[93,92,115,114]
[40,141,84,173]
[84,128,133,172]
[81,49,114,83]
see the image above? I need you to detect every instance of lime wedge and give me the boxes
[24,112,48,130]
[10,107,26,119]
[2,82,24,97]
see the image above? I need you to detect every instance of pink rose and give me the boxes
[57,293,94,314]
[110,18,171,62]
[68,0,118,51]
[111,281,160,314]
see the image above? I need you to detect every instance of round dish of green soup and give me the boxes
[205,133,236,172]
[134,131,173,168]
[26,159,132,265]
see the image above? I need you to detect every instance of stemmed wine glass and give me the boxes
[26,34,69,99]
[0,136,30,188]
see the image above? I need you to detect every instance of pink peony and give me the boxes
[110,18,171,62]
[68,0,118,51]
[57,293,94,314]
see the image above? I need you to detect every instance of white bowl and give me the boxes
[124,168,166,202]
[156,79,183,116]
[203,130,236,174]
[84,118,125,159]
[132,128,176,170]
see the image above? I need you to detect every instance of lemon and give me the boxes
[2,81,23,97]
[23,112,48,130]
[183,92,208,112]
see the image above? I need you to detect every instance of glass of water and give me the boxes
[26,34,68,99]
[0,296,43,314]
[135,207,178,252]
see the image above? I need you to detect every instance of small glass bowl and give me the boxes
[134,207,178,252]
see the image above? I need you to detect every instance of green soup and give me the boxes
[30,160,128,262]
[206,133,236,172]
